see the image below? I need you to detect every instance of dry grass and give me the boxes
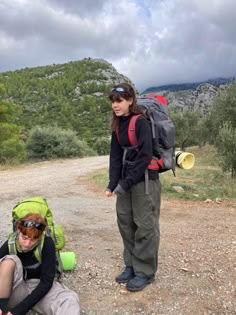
[92,145,236,202]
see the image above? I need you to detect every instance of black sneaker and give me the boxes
[126,275,154,291]
[115,267,135,284]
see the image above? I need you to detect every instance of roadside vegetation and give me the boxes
[0,60,235,180]
[91,145,236,202]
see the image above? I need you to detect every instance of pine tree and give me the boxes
[0,84,26,163]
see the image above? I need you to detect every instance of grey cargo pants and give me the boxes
[116,179,161,277]
[0,255,80,315]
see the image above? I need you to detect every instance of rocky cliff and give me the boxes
[164,83,228,115]
[144,80,234,115]
[74,58,134,98]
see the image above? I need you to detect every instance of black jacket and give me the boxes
[107,114,159,192]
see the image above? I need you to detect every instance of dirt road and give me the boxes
[0,156,235,315]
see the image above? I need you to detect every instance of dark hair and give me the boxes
[108,83,144,131]
[17,213,47,239]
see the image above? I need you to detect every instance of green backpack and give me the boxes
[8,196,65,275]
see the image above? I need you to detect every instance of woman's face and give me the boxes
[112,97,132,117]
[18,232,39,251]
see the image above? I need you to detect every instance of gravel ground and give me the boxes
[0,156,236,315]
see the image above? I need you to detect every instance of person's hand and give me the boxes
[0,308,13,315]
[105,189,113,197]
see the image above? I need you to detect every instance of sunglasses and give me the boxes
[21,220,45,231]
[111,87,126,93]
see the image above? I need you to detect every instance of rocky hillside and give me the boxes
[143,79,234,115]
[0,57,234,149]
[70,58,134,97]
[162,83,228,115]
[0,58,134,150]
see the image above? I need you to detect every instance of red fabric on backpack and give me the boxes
[127,114,162,170]
[145,94,168,106]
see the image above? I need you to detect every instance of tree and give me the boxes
[215,122,236,177]
[0,84,26,163]
[209,82,236,177]
[170,110,201,150]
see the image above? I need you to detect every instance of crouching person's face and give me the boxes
[16,214,47,252]
[18,232,39,251]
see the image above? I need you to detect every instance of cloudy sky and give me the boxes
[0,0,236,91]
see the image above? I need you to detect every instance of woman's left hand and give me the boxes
[105,190,113,197]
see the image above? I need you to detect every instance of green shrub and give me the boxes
[26,126,95,160]
[0,137,26,163]
[93,137,110,155]
[0,122,26,163]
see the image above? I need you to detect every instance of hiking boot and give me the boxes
[115,267,135,284]
[126,275,154,292]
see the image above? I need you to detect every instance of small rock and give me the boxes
[204,198,213,203]
[173,186,185,193]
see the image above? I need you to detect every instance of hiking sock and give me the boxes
[0,298,9,313]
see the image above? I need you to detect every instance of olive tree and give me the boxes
[209,82,236,177]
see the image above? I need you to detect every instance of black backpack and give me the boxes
[127,94,176,175]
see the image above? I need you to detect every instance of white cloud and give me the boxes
[0,0,236,91]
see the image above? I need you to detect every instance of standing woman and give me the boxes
[105,83,161,292]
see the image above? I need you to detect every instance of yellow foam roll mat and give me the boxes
[175,151,195,170]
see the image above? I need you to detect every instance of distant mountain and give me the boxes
[142,77,235,115]
[142,77,235,94]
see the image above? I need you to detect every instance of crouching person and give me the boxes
[0,213,80,315]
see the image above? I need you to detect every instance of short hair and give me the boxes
[17,213,47,239]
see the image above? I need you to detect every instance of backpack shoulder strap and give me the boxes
[33,233,45,263]
[115,114,141,147]
[128,114,141,147]
[8,232,18,254]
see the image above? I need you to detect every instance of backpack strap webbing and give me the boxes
[128,115,163,171]
[127,114,141,148]
[8,232,18,255]
[33,233,45,263]
[116,114,163,194]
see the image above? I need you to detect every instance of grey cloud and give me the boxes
[0,0,141,55]
[0,0,236,90]
[120,0,236,90]
[45,0,107,17]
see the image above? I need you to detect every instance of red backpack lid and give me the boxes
[145,93,168,106]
